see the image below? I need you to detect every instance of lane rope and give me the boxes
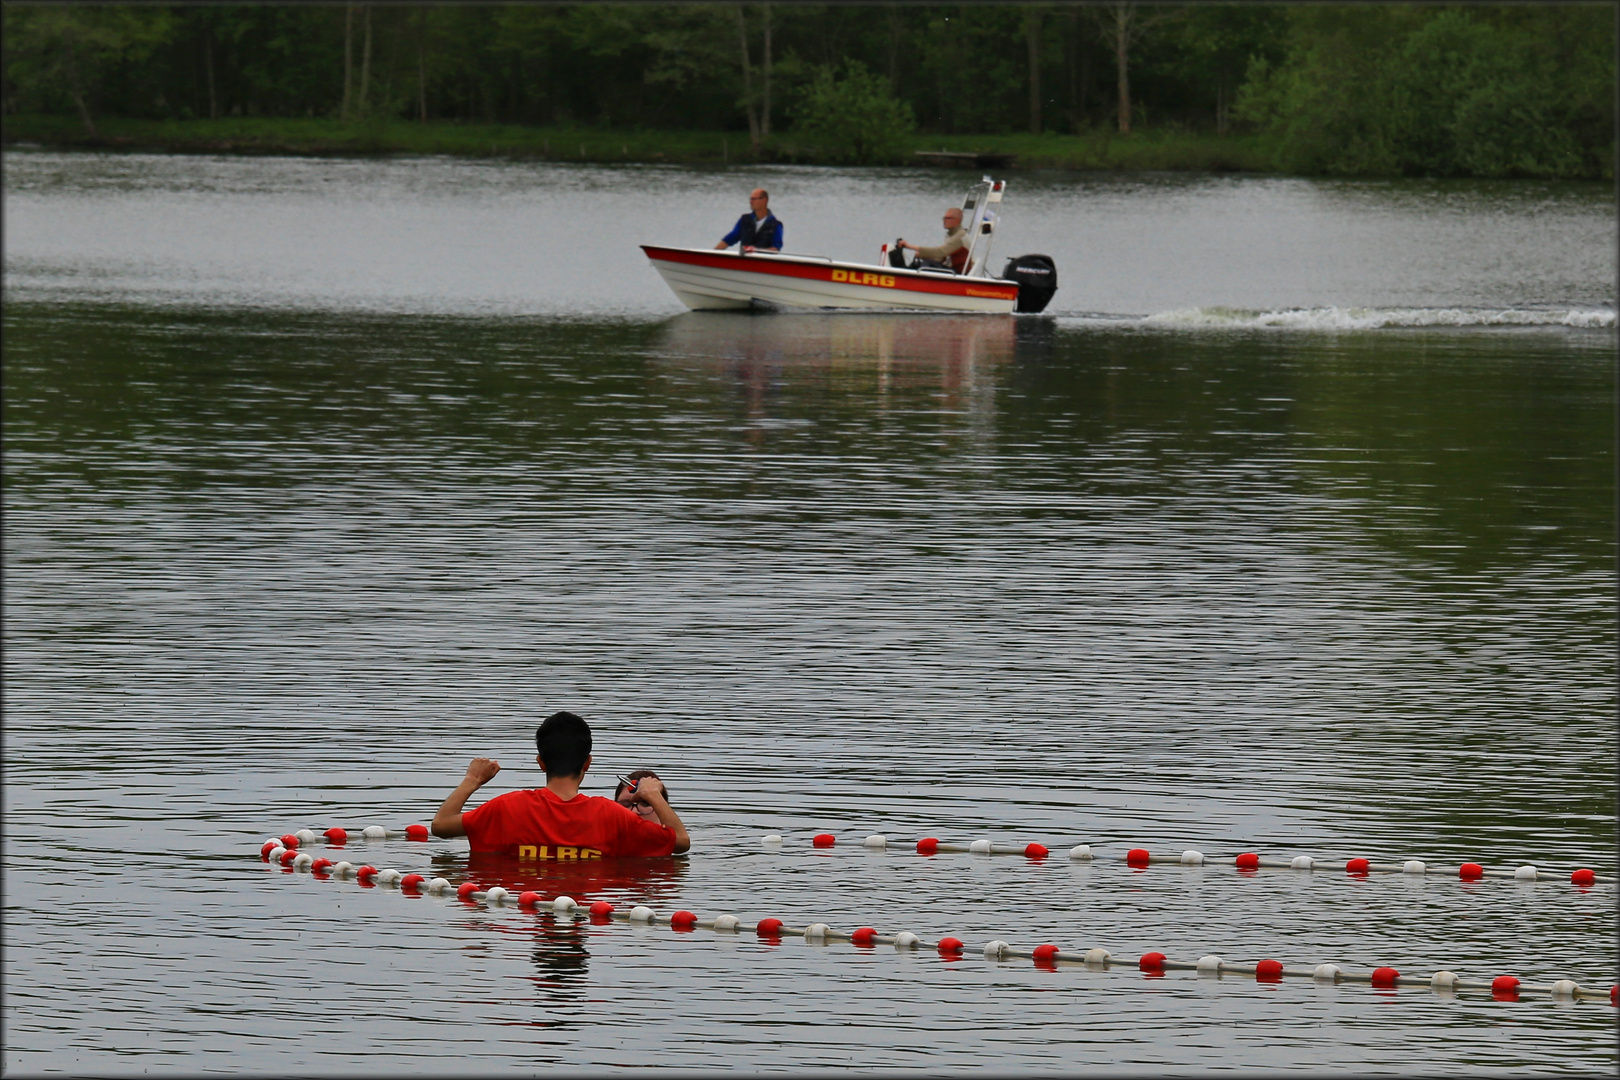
[256,827,1614,889]
[253,835,1619,1009]
[779,832,1615,887]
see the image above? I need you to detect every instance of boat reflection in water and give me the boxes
[658,312,1038,441]
[661,310,1020,368]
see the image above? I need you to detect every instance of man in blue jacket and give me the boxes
[714,188,783,253]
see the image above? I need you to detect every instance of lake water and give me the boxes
[3,151,1616,1074]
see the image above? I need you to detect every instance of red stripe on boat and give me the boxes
[641,245,1018,301]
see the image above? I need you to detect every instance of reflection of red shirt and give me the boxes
[464,851,688,902]
[462,788,676,858]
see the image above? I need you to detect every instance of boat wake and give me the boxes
[1065,305,1615,331]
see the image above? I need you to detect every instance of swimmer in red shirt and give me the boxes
[431,711,690,858]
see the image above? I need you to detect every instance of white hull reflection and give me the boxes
[657,313,1023,442]
[660,311,1018,369]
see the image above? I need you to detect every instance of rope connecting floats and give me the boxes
[257,828,1611,888]
[259,826,429,854]
[256,851,1618,1008]
[780,833,1614,887]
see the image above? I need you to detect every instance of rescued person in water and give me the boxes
[432,711,690,857]
[614,769,672,821]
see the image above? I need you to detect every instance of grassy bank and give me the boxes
[2,113,1278,173]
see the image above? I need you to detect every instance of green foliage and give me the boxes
[907,6,1027,135]
[1160,5,1289,131]
[1236,6,1612,178]
[1,4,1610,178]
[0,111,1278,173]
[3,5,173,132]
[791,61,914,164]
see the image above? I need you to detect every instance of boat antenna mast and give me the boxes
[960,177,1004,278]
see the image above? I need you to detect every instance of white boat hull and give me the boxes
[642,246,1018,314]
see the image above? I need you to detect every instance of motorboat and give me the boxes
[643,177,1057,315]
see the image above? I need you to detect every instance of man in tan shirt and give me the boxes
[897,207,970,273]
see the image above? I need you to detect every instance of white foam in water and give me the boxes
[1135,306,1615,330]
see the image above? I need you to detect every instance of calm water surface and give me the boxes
[3,152,1616,1074]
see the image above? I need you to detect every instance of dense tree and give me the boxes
[792,60,914,164]
[1237,5,1613,177]
[1,4,1610,178]
[1091,3,1183,134]
[4,5,174,134]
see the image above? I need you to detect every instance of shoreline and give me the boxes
[7,115,1611,184]
[2,114,1281,174]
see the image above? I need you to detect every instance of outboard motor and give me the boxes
[1002,254,1057,313]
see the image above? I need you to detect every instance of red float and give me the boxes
[1346,858,1371,875]
[812,834,835,848]
[280,834,300,850]
[1125,848,1150,866]
[1571,868,1596,886]
[589,901,615,917]
[278,849,299,866]
[850,927,877,946]
[1611,985,1618,1006]
[937,937,964,954]
[400,874,425,892]
[1234,852,1260,870]
[671,910,698,929]
[1458,862,1484,880]
[260,840,278,856]
[1139,951,1166,971]
[405,824,430,840]
[1491,975,1520,1000]
[1255,959,1284,982]
[456,881,481,901]
[310,858,333,873]
[1032,944,1060,962]
[916,838,939,855]
[324,827,347,844]
[356,865,379,879]
[518,891,543,908]
[1024,843,1049,859]
[756,918,784,936]
[1370,967,1400,986]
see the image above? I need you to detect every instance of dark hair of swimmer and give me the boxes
[615,769,671,804]
[535,710,592,777]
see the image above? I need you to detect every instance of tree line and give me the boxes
[2,4,1612,178]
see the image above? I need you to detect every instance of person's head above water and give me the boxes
[535,710,592,779]
[615,769,669,820]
